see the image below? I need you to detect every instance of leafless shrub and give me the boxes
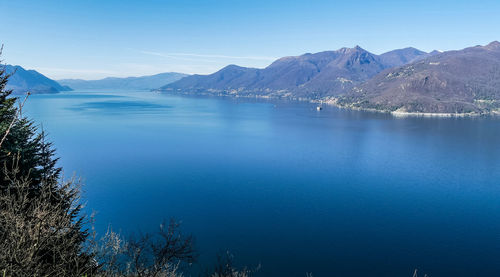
[91,219,196,277]
[0,160,93,276]
[88,224,128,276]
[209,251,259,277]
[0,92,29,150]
[412,269,429,277]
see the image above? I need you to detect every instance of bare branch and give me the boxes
[0,92,30,150]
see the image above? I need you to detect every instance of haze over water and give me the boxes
[24,90,500,277]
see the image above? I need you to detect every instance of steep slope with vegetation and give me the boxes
[338,41,500,114]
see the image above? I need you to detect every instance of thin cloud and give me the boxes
[140,50,277,62]
[36,67,116,75]
[140,51,216,63]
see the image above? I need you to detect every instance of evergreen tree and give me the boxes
[0,48,61,191]
[0,49,94,275]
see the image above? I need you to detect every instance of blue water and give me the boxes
[24,90,500,277]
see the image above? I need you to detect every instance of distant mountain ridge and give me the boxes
[161,45,434,98]
[379,47,431,67]
[59,72,188,90]
[4,65,71,94]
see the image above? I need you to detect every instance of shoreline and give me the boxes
[390,111,480,118]
[311,98,499,118]
[156,89,499,118]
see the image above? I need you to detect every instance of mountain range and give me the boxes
[162,46,422,98]
[58,72,188,90]
[161,46,438,98]
[4,65,71,94]
[5,41,500,115]
[161,42,500,115]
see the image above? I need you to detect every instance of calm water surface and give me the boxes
[25,90,500,277]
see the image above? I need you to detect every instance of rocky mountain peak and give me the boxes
[483,41,500,51]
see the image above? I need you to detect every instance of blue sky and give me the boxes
[1,0,499,79]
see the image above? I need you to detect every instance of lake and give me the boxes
[24,90,500,277]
